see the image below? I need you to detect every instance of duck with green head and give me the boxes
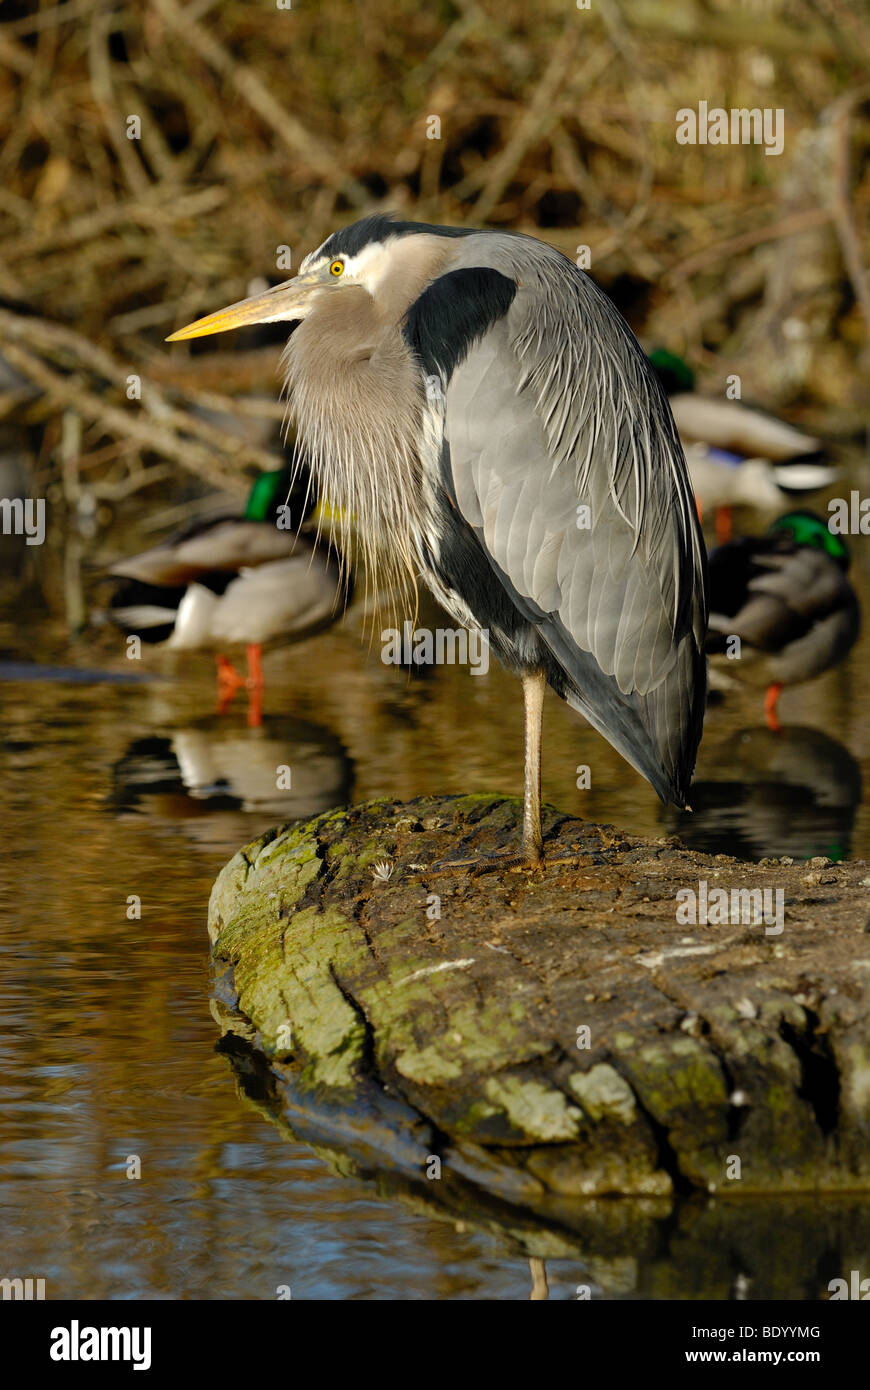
[108,458,346,723]
[706,511,860,730]
[649,350,835,544]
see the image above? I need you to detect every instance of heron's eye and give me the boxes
[329,260,344,276]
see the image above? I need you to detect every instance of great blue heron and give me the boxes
[168,215,708,864]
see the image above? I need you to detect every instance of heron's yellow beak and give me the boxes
[166,272,322,342]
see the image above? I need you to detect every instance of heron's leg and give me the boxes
[521,669,545,863]
[428,670,547,875]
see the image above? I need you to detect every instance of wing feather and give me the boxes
[436,233,707,801]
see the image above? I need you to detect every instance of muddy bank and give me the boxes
[208,794,870,1203]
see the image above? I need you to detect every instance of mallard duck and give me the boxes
[649,350,835,543]
[108,463,346,722]
[705,511,860,730]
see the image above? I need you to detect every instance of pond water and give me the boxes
[2,488,870,1299]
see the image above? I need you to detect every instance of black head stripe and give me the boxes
[319,214,474,261]
[403,267,516,382]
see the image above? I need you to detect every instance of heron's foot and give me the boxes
[428,843,588,877]
[428,844,544,877]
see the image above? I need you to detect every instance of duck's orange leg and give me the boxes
[245,643,264,689]
[245,643,264,727]
[714,505,733,546]
[216,653,245,714]
[764,681,784,732]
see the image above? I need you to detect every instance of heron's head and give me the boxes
[166,215,468,343]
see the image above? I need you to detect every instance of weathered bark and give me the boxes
[208,794,870,1210]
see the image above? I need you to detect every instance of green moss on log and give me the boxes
[208,794,870,1203]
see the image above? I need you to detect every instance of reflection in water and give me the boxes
[529,1257,549,1300]
[1,550,870,1297]
[109,718,353,853]
[216,1034,870,1299]
[670,726,862,862]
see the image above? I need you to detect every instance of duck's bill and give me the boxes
[166,274,319,342]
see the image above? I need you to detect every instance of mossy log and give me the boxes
[208,794,870,1206]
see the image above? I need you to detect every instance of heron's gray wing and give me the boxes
[440,240,707,802]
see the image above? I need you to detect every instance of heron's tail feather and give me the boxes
[559,640,705,808]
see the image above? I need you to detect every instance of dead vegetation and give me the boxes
[0,0,868,526]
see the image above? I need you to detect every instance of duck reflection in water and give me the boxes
[669,726,861,863]
[109,716,353,853]
[705,512,860,733]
